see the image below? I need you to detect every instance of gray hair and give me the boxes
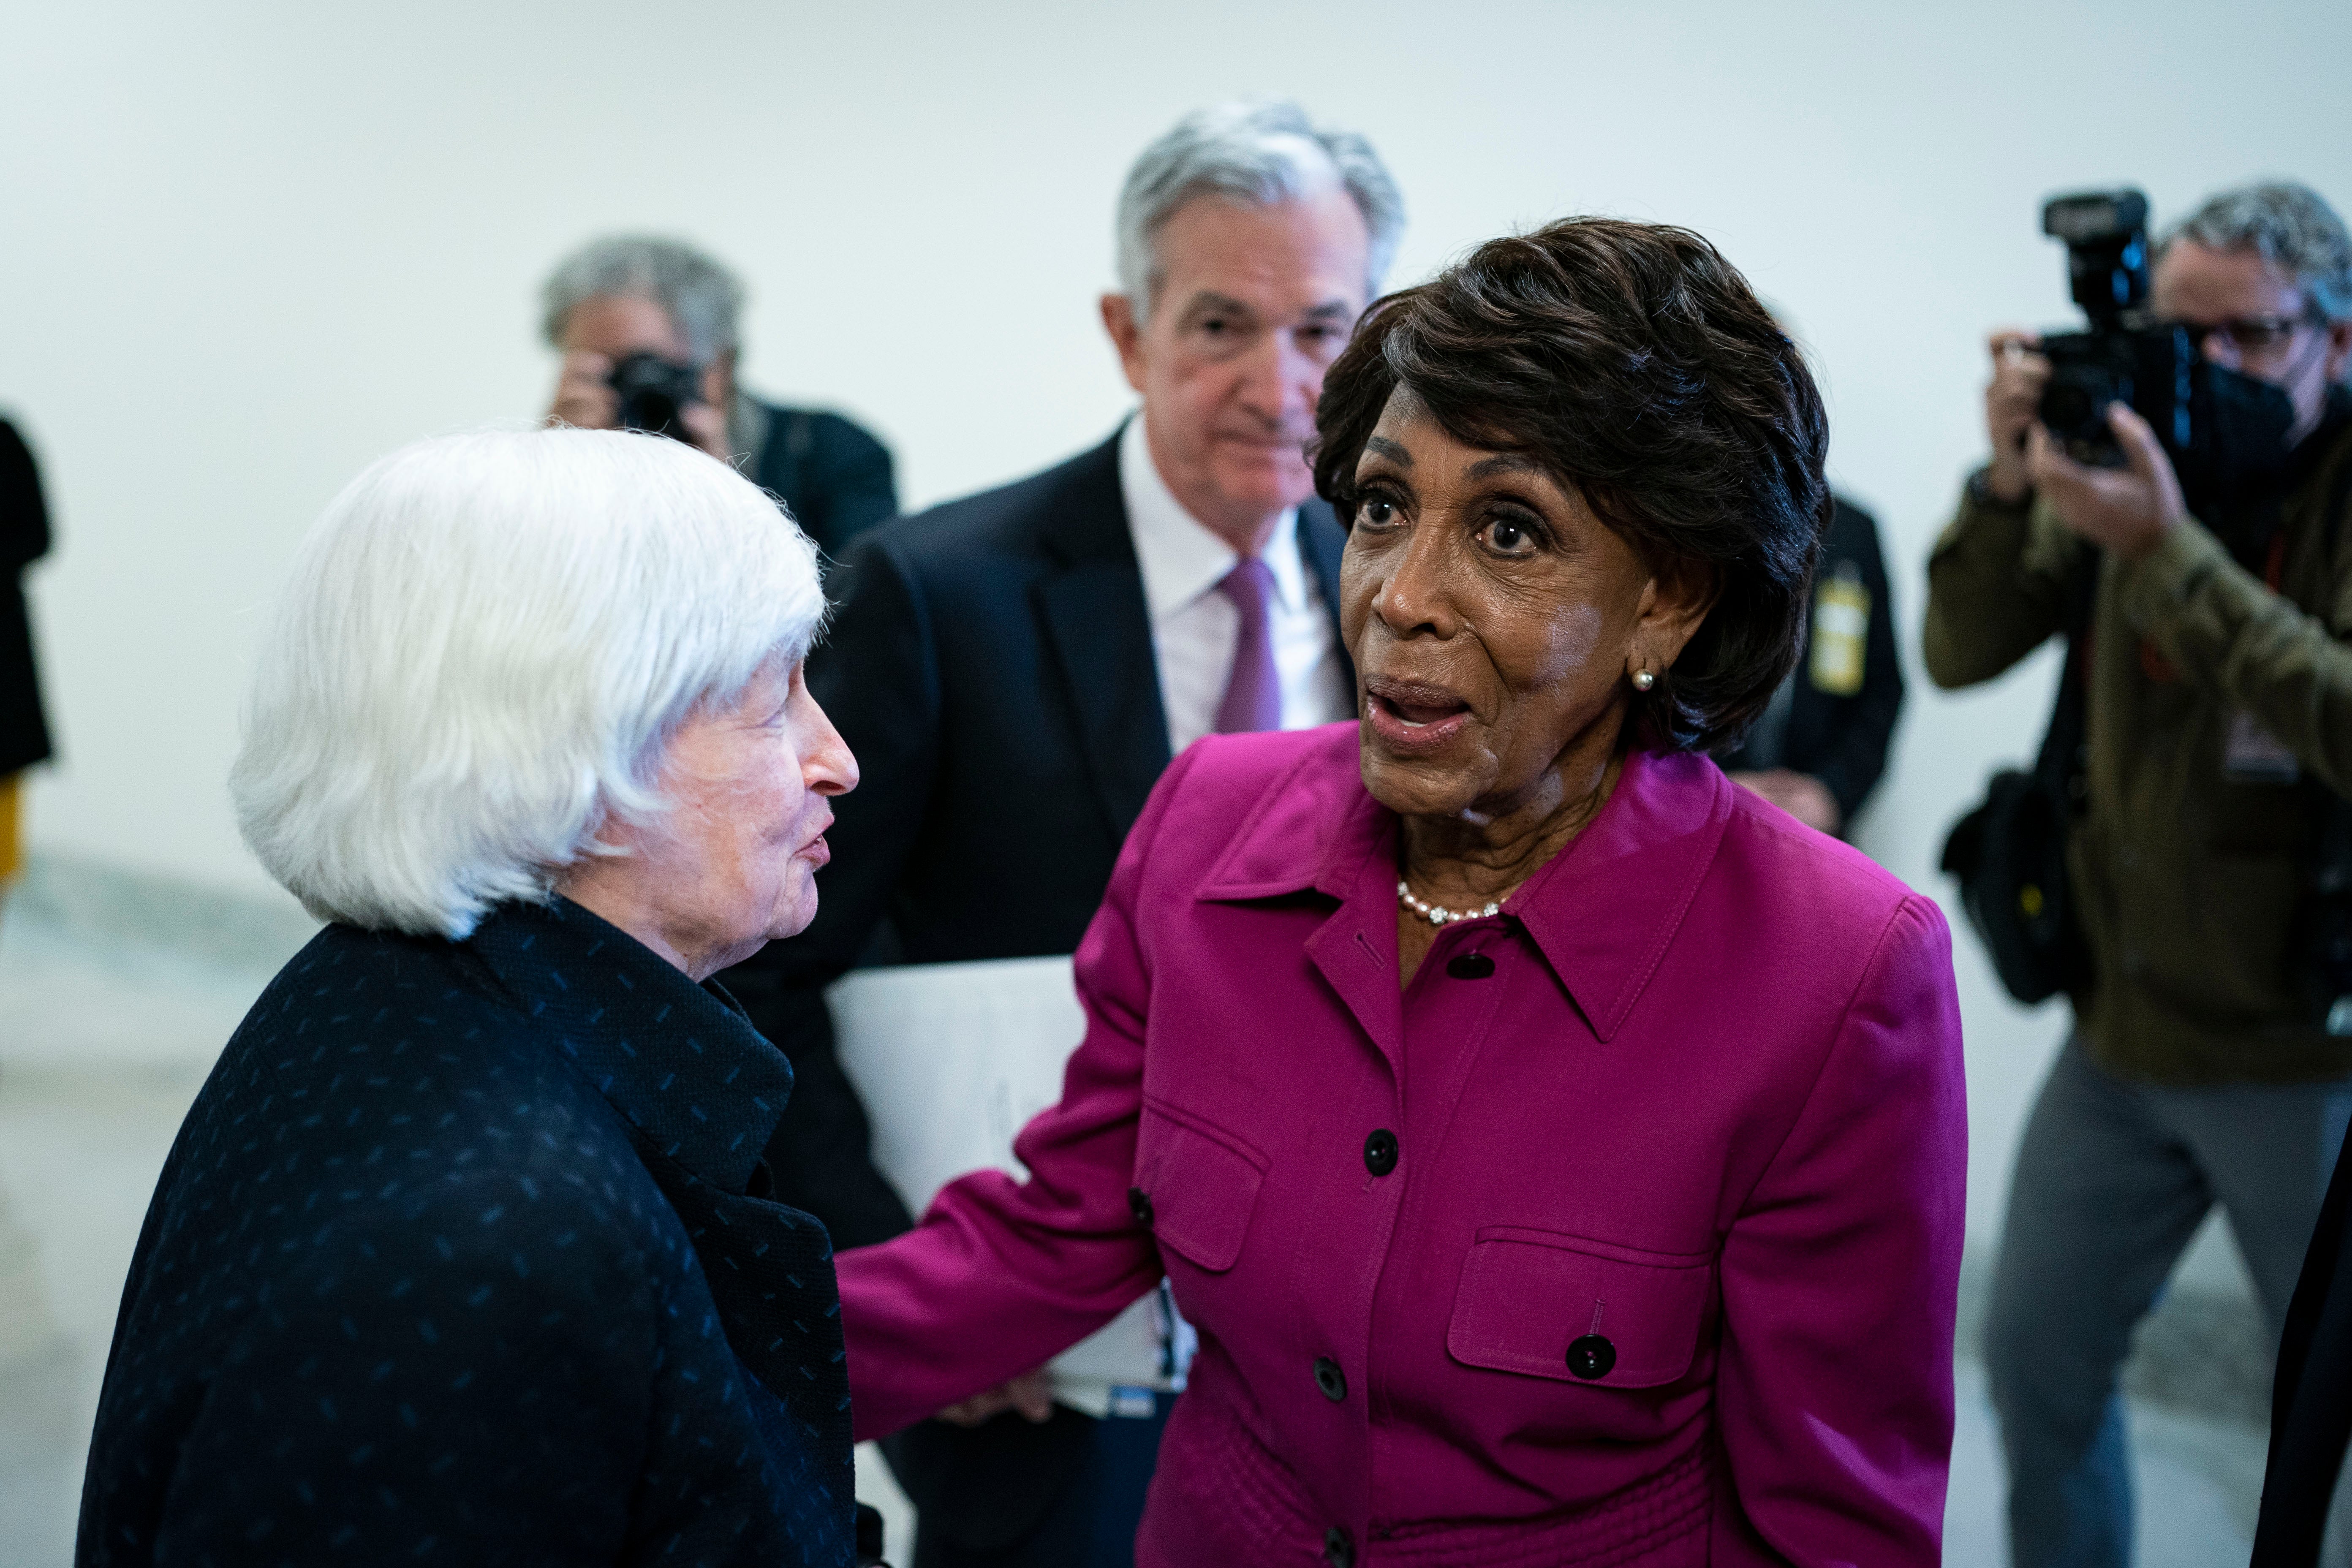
[540,236,747,362]
[231,429,824,939]
[1116,99,1405,318]
[2162,181,2352,321]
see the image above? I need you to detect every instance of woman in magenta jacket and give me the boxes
[837,218,1966,1566]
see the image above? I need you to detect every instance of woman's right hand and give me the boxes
[1983,329,2050,505]
[936,1367,1055,1427]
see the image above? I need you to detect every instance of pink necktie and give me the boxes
[1214,557,1282,734]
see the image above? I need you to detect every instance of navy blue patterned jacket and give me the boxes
[77,897,857,1567]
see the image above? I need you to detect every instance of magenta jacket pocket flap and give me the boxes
[1133,1099,1269,1274]
[1447,1226,1713,1388]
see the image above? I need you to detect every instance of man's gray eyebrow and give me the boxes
[1178,293,1354,323]
[1180,291,1256,318]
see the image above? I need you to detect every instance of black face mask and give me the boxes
[2178,363,2299,557]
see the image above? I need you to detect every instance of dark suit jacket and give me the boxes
[1717,495,1905,824]
[2253,1125,2352,1565]
[749,399,899,563]
[1,416,55,778]
[79,899,857,1568]
[717,428,1353,1548]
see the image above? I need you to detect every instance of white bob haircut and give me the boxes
[231,428,824,940]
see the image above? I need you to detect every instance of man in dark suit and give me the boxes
[541,234,897,559]
[0,416,54,903]
[1716,494,1905,836]
[718,100,1405,1568]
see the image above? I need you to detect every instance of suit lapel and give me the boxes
[469,902,856,1511]
[1029,444,1355,845]
[1300,500,1359,704]
[662,1175,855,1474]
[1032,432,1173,845]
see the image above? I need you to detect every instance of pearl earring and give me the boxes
[1631,669,1656,691]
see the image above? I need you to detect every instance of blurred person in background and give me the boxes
[1715,491,1904,835]
[717,100,1403,1567]
[79,429,873,1566]
[543,235,899,559]
[837,216,1966,1568]
[1925,180,2352,1568]
[0,415,54,916]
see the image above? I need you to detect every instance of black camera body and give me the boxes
[2034,189,2200,463]
[609,352,705,440]
[2038,324,2199,459]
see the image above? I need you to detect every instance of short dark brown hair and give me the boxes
[1312,217,1829,753]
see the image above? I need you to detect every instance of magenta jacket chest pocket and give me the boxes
[1447,1225,1715,1388]
[1131,1098,1269,1273]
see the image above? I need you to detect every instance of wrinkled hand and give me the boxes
[1730,769,1841,835]
[2025,402,2185,561]
[1982,330,2050,505]
[936,1367,1055,1428]
[546,351,732,462]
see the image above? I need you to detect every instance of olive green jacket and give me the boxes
[1924,413,2352,1084]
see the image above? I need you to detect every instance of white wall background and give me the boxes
[5,0,2348,1256]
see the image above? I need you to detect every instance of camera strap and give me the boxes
[2032,550,2099,790]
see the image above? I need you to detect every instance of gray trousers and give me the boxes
[1985,1037,2352,1568]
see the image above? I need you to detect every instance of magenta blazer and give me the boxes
[838,726,1966,1566]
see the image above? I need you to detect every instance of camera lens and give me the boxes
[2043,383,2094,431]
[609,352,703,441]
[622,391,681,434]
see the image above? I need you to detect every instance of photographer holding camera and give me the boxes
[542,235,898,557]
[1927,181,2352,1568]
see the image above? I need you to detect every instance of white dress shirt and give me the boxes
[1119,416,1355,758]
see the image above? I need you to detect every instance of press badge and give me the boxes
[1809,566,1869,697]
[2223,709,2300,783]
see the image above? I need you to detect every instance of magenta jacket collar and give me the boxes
[1195,733,1736,1044]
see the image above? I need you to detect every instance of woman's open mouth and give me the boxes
[794,812,835,867]
[1364,677,1473,755]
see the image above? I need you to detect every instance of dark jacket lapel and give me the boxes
[1031,439,1356,844]
[465,899,854,1478]
[1300,498,1358,705]
[1031,431,1173,845]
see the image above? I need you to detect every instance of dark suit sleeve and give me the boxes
[800,416,900,559]
[0,419,51,572]
[723,529,939,1249]
[1809,501,1907,821]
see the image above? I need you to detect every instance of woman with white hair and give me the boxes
[77,429,867,1566]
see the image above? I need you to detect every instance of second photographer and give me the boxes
[1926,181,2352,1568]
[541,235,899,558]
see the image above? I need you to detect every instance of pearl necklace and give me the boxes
[1397,879,1504,926]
